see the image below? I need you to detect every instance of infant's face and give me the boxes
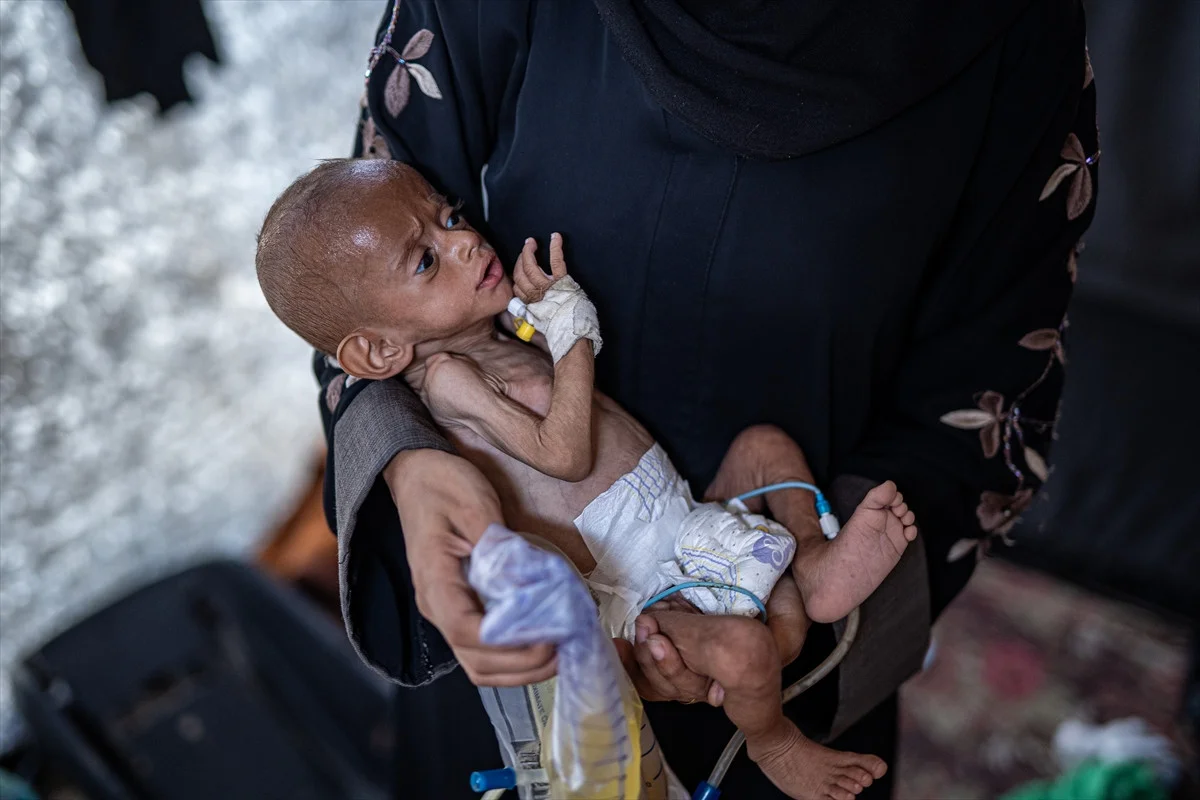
[349,165,511,343]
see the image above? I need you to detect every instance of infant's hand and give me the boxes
[514,232,567,305]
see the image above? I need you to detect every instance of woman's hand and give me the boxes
[616,575,809,707]
[383,448,558,686]
[614,598,714,704]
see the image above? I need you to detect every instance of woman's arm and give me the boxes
[823,0,1097,737]
[319,0,536,686]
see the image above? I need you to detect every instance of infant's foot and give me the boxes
[793,481,917,623]
[749,720,887,800]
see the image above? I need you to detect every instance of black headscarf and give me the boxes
[593,0,1036,159]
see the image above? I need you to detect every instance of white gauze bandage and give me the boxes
[523,276,603,364]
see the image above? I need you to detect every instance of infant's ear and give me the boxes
[336,330,413,380]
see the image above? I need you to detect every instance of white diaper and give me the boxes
[576,445,796,641]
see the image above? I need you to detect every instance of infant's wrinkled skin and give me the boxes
[258,159,917,799]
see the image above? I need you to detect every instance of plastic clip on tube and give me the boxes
[732,481,841,539]
[507,297,537,342]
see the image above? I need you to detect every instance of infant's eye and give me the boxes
[444,210,462,229]
[416,249,434,274]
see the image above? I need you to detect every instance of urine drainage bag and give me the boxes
[468,524,679,799]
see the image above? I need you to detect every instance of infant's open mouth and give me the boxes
[477,254,503,290]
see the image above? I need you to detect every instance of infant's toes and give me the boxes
[835,775,864,795]
[902,510,915,526]
[892,501,908,519]
[825,785,856,800]
[844,765,874,787]
[864,481,898,509]
[842,753,887,779]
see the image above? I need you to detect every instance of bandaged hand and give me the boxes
[514,233,602,364]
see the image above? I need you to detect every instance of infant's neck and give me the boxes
[401,318,498,388]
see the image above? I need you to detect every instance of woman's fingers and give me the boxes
[631,635,678,700]
[632,633,710,703]
[459,644,559,686]
[646,634,712,702]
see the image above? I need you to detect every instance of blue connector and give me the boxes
[470,768,516,793]
[692,780,722,800]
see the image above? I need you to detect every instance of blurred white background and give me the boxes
[0,0,382,747]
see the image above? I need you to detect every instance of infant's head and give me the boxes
[256,159,510,378]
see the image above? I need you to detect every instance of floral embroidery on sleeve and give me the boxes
[363,2,442,118]
[358,3,442,159]
[361,113,391,160]
[941,315,1069,562]
[1039,132,1098,220]
[382,31,442,116]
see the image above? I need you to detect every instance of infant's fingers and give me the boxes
[519,240,551,287]
[521,255,549,289]
[548,232,567,279]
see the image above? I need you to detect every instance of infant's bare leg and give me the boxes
[708,425,919,625]
[647,610,887,800]
[706,425,823,543]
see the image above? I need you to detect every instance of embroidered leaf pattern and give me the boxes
[326,374,346,412]
[1066,165,1093,220]
[940,410,995,429]
[360,115,390,159]
[1083,46,1094,89]
[360,114,375,155]
[1041,132,1096,220]
[941,390,1006,458]
[371,26,441,117]
[947,538,979,563]
[1024,447,1049,482]
[371,135,391,159]
[1039,164,1079,201]
[407,63,442,99]
[402,29,434,60]
[1062,132,1086,162]
[1019,329,1059,351]
[977,489,1034,536]
[1067,248,1078,283]
[384,63,411,117]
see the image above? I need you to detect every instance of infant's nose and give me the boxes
[450,229,482,264]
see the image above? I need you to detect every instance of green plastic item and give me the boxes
[0,768,38,800]
[1001,759,1167,800]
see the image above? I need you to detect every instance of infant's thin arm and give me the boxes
[430,340,595,482]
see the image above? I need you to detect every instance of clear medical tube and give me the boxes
[702,606,861,792]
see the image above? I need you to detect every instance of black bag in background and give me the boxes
[13,560,394,800]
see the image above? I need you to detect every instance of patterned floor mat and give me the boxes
[896,558,1194,798]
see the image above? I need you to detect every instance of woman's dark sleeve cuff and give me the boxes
[332,379,459,686]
